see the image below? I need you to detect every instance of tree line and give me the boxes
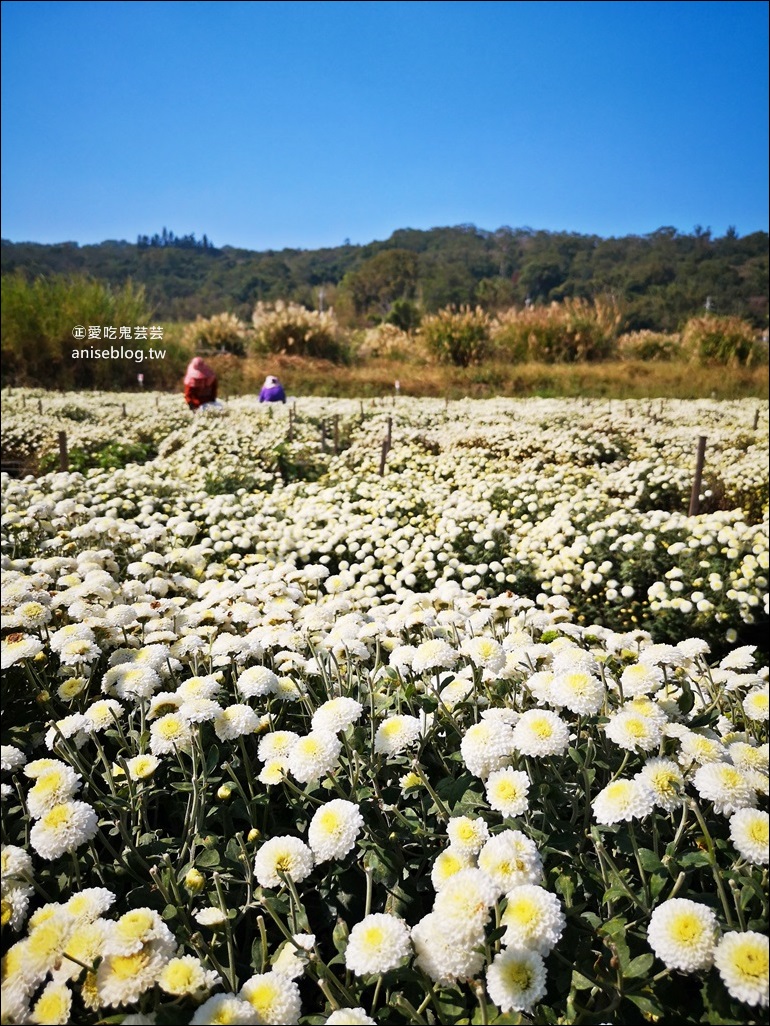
[1,223,767,331]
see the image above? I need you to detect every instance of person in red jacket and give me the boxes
[183,357,218,411]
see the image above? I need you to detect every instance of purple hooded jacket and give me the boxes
[259,376,286,403]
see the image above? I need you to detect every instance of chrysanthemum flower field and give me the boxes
[1,391,768,1025]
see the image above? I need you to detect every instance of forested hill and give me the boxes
[1,224,767,330]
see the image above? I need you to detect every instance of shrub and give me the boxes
[419,306,491,366]
[0,274,152,388]
[491,297,621,363]
[354,322,421,360]
[251,301,348,362]
[616,330,682,361]
[681,315,759,366]
[181,312,251,356]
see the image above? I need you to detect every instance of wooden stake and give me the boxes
[379,438,388,476]
[688,436,707,516]
[753,407,760,430]
[58,430,68,472]
[360,400,365,424]
[386,415,392,453]
[38,399,43,415]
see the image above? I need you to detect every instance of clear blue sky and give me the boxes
[2,0,768,250]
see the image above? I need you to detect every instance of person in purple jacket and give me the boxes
[259,374,286,403]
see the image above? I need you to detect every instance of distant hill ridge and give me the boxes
[2,224,767,331]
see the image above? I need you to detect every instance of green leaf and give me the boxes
[624,953,654,978]
[679,851,711,868]
[571,969,595,991]
[627,993,665,1018]
[637,847,664,871]
[195,848,221,868]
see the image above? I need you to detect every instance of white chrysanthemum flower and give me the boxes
[439,677,474,708]
[124,753,160,782]
[1,844,33,881]
[53,919,111,981]
[312,697,364,734]
[592,778,655,825]
[486,767,531,818]
[647,898,720,972]
[461,718,516,779]
[446,816,490,856]
[678,731,727,767]
[433,868,498,934]
[189,992,259,1025]
[23,757,63,780]
[214,704,260,741]
[727,742,769,775]
[605,709,662,753]
[714,931,768,1008]
[325,1008,377,1025]
[158,954,221,997]
[620,661,664,696]
[239,971,302,1024]
[1,745,26,772]
[237,665,279,699]
[29,801,98,860]
[26,763,81,818]
[524,670,556,704]
[146,691,182,719]
[258,730,299,762]
[412,638,459,673]
[59,638,101,665]
[1,632,44,668]
[109,664,162,702]
[176,674,222,701]
[430,848,476,891]
[13,910,74,985]
[308,799,364,862]
[728,808,769,864]
[265,932,312,980]
[743,688,769,723]
[373,715,422,756]
[45,713,88,751]
[639,643,686,668]
[720,646,757,671]
[64,887,116,923]
[412,910,486,985]
[2,880,33,931]
[551,669,604,715]
[81,699,124,733]
[106,908,176,957]
[178,698,222,723]
[462,635,507,674]
[501,884,565,954]
[254,836,314,888]
[259,757,289,785]
[693,762,757,816]
[57,677,87,702]
[478,830,543,894]
[194,907,227,929]
[97,940,173,1006]
[486,946,547,1013]
[29,980,73,1025]
[149,713,193,756]
[287,731,342,783]
[636,758,685,812]
[511,710,570,758]
[344,913,412,976]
